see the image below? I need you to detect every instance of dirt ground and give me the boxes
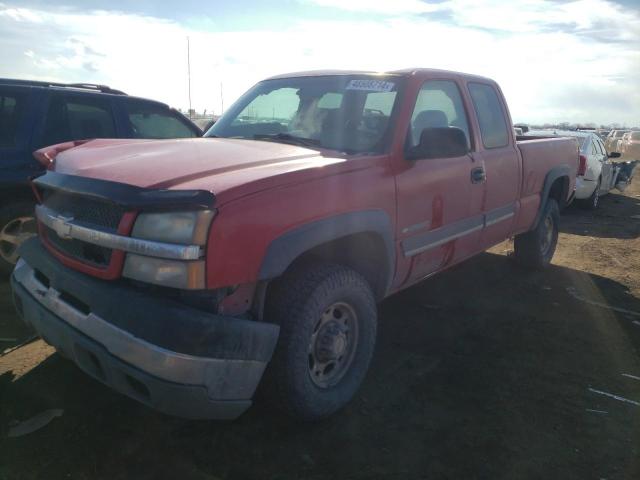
[1,180,640,480]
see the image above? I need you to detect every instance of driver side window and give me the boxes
[408,80,471,150]
[407,80,471,158]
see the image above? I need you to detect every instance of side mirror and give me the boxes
[609,152,621,158]
[406,127,469,160]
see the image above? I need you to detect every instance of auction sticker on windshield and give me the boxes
[346,79,395,92]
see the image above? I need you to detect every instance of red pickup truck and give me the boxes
[11,69,578,421]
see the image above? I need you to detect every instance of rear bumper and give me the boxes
[11,238,279,420]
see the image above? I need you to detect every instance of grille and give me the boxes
[43,190,126,232]
[44,226,113,267]
[41,190,127,268]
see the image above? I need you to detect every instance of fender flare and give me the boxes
[533,165,570,228]
[258,210,395,296]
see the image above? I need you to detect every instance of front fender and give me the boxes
[258,210,395,295]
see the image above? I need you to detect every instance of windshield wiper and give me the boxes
[253,133,321,148]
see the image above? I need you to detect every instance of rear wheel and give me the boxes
[580,177,601,210]
[263,263,377,421]
[514,198,559,269]
[0,201,37,276]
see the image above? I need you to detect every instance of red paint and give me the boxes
[39,211,137,280]
[33,140,92,169]
[431,195,444,229]
[42,69,578,296]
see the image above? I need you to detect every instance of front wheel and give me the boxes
[0,201,37,277]
[263,263,377,421]
[514,198,559,269]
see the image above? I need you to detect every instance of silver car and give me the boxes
[528,130,617,209]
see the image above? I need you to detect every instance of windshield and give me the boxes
[207,75,404,154]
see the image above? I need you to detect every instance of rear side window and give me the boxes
[468,83,509,149]
[0,91,28,147]
[125,102,198,139]
[41,95,116,147]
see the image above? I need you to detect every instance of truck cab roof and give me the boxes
[265,68,495,84]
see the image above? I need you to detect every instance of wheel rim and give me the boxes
[540,215,554,255]
[308,302,359,389]
[0,216,37,265]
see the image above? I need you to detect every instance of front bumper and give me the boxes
[11,238,279,420]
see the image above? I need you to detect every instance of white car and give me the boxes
[527,130,617,209]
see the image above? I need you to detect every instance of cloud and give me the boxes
[0,5,43,22]
[306,0,444,14]
[0,1,638,126]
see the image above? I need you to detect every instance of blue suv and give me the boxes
[0,79,202,275]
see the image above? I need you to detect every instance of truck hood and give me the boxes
[53,138,351,203]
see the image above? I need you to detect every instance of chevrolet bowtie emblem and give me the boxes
[51,214,74,240]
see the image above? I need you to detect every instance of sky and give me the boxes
[1,0,639,126]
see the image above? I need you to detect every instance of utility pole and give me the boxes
[187,36,192,119]
[220,82,224,114]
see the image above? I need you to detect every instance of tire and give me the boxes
[579,177,601,210]
[0,201,37,277]
[514,198,559,269]
[263,262,377,421]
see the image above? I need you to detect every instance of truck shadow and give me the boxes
[2,252,640,479]
[0,280,34,352]
[559,190,640,239]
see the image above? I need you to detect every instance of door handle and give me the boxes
[471,166,486,184]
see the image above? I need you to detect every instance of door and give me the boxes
[467,82,520,248]
[594,137,613,193]
[395,79,484,285]
[0,87,39,181]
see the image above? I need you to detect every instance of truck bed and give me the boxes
[514,136,579,232]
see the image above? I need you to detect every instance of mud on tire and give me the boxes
[263,262,377,421]
[514,198,559,269]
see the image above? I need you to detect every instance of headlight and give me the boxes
[132,210,215,245]
[123,254,205,289]
[124,209,214,289]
